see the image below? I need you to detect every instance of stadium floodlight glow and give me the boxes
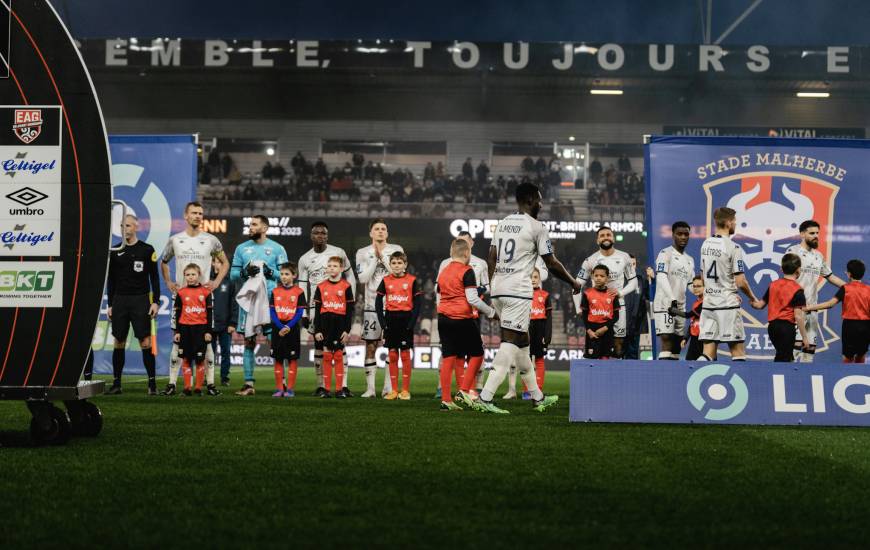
[590,89,623,95]
[568,136,575,141]
[796,91,830,98]
[266,147,275,156]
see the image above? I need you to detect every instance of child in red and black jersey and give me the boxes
[806,259,870,363]
[313,256,355,398]
[270,262,307,398]
[680,276,705,360]
[753,253,809,362]
[376,251,422,400]
[580,265,620,359]
[173,264,213,395]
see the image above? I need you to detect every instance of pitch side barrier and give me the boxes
[570,360,870,426]
[0,1,112,445]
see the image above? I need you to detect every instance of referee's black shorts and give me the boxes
[111,293,152,340]
[438,314,484,358]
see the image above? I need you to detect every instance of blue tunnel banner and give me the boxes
[92,135,198,375]
[645,135,870,361]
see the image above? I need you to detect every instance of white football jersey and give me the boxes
[161,231,224,286]
[653,246,696,311]
[577,249,634,293]
[298,244,356,304]
[489,212,553,299]
[437,254,489,305]
[699,234,745,309]
[356,242,404,309]
[785,244,832,306]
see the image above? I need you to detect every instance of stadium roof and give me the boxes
[51,0,870,46]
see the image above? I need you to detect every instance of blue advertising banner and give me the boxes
[645,136,870,361]
[92,135,197,375]
[570,359,870,426]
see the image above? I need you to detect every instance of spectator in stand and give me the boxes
[352,152,365,178]
[462,157,474,180]
[535,156,547,177]
[242,182,257,200]
[273,162,286,181]
[208,148,220,171]
[522,155,535,174]
[315,157,328,179]
[364,160,376,182]
[221,153,233,180]
[292,151,306,176]
[424,162,435,181]
[589,157,603,182]
[476,160,490,186]
[262,161,273,181]
[436,161,445,178]
[618,154,632,173]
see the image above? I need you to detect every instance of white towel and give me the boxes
[235,260,270,337]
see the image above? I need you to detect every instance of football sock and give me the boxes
[516,346,543,401]
[461,355,483,392]
[508,364,518,393]
[475,366,485,391]
[169,343,180,385]
[382,359,393,394]
[454,357,465,389]
[205,345,216,385]
[436,359,442,391]
[112,348,125,385]
[440,356,455,402]
[535,356,545,390]
[388,349,399,391]
[334,350,345,389]
[364,360,377,393]
[658,351,672,359]
[274,361,285,390]
[182,359,192,390]
[141,347,156,389]
[195,361,205,391]
[323,351,334,391]
[243,347,255,383]
[287,360,298,390]
[314,351,323,386]
[400,349,412,392]
[481,342,518,402]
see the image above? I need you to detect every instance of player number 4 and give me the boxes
[706,262,719,282]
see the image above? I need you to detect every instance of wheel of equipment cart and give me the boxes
[29,403,72,446]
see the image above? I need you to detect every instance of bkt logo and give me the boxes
[450,218,499,239]
[686,364,749,421]
[0,269,55,291]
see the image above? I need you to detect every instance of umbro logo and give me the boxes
[6,186,48,206]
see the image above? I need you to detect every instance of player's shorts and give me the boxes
[529,319,547,358]
[699,307,745,343]
[491,296,531,333]
[795,310,819,346]
[362,310,383,341]
[438,315,484,358]
[178,324,209,361]
[384,311,414,350]
[317,312,347,351]
[111,293,152,340]
[271,325,301,362]
[654,309,685,336]
[841,320,870,359]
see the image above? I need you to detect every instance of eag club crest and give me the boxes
[12,109,43,144]
[704,171,839,358]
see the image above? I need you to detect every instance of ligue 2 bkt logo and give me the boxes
[704,171,839,358]
[686,364,749,421]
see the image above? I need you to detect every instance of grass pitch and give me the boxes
[2,368,870,548]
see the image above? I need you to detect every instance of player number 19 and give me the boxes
[496,238,516,262]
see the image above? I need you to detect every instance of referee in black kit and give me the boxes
[106,214,161,395]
